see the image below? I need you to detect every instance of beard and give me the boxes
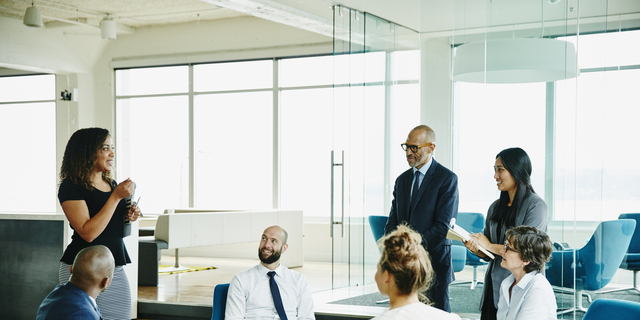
[258,247,283,265]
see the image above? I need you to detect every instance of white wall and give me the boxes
[420,36,454,169]
[0,17,114,75]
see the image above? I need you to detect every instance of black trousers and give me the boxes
[427,279,450,312]
[480,275,497,320]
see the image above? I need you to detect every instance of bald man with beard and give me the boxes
[37,245,115,320]
[226,225,315,320]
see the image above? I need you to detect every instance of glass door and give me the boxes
[331,6,420,289]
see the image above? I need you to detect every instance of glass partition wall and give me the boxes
[331,6,420,288]
[448,0,640,316]
[112,0,640,312]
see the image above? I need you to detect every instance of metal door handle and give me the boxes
[330,150,345,238]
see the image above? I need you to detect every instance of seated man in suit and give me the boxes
[37,245,115,320]
[226,225,315,320]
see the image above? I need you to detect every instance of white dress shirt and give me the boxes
[225,263,315,320]
[371,302,461,320]
[497,271,557,320]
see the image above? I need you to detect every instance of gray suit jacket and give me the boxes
[480,192,548,309]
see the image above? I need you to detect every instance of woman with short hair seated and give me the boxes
[372,224,461,320]
[498,226,556,320]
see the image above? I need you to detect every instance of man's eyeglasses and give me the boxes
[504,241,519,253]
[401,143,432,153]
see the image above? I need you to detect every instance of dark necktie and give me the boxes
[411,170,421,202]
[267,271,288,320]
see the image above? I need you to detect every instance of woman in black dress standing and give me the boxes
[58,127,141,319]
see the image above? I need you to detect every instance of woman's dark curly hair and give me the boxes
[377,224,434,303]
[505,225,553,273]
[59,128,113,190]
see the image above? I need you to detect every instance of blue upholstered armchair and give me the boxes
[451,212,487,289]
[545,219,636,314]
[368,215,466,272]
[212,283,230,320]
[368,215,388,245]
[582,298,640,320]
[600,213,640,294]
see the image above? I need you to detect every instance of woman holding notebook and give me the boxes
[463,147,548,320]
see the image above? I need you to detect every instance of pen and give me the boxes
[135,196,143,217]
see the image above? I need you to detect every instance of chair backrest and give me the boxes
[583,298,640,320]
[212,283,230,320]
[451,212,485,246]
[451,245,467,272]
[578,219,636,290]
[368,215,388,243]
[619,213,640,253]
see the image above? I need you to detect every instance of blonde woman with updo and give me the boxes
[372,224,462,320]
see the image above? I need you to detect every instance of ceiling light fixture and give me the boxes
[23,1,43,28]
[452,38,577,83]
[452,0,576,84]
[101,16,116,40]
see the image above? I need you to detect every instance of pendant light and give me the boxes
[452,0,577,83]
[101,16,117,40]
[23,1,43,28]
[453,38,576,83]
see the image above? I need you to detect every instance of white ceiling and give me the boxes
[1,0,639,38]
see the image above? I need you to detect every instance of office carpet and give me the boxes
[329,283,640,320]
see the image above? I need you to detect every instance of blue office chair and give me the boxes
[451,212,487,289]
[582,298,640,320]
[369,215,466,269]
[368,215,388,245]
[367,215,465,302]
[600,213,640,294]
[451,245,467,272]
[368,215,389,304]
[546,219,636,314]
[212,283,230,320]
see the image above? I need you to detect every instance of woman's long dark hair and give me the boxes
[59,128,113,190]
[488,147,535,228]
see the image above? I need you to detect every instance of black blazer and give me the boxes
[385,158,459,284]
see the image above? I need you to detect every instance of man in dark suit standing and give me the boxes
[385,124,459,312]
[37,245,114,320]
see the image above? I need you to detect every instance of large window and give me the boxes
[454,29,640,222]
[116,63,275,213]
[194,91,273,209]
[0,74,56,212]
[454,82,547,214]
[554,30,640,221]
[116,67,190,213]
[116,52,419,216]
